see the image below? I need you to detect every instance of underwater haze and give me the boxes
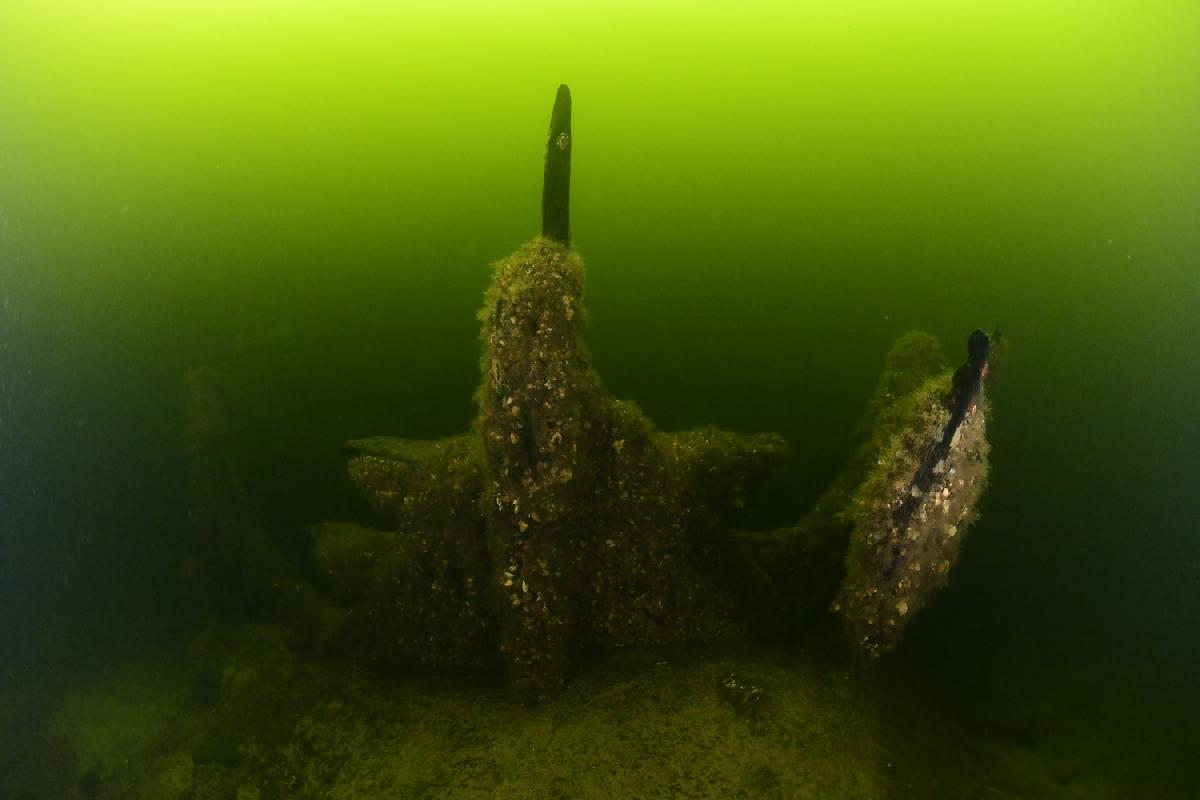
[2,1,1199,797]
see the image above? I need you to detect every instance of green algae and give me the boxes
[344,434,483,527]
[3,622,1126,799]
[188,273,993,697]
[25,625,890,799]
[304,238,791,701]
[835,335,991,658]
[174,87,999,702]
[311,519,497,671]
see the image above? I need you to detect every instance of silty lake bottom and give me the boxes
[2,3,1199,798]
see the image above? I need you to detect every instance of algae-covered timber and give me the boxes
[304,84,796,701]
[834,332,992,657]
[182,85,997,700]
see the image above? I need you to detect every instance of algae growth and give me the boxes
[4,3,1197,796]
[0,625,891,799]
[0,623,1121,799]
[174,86,996,707]
[0,84,1012,800]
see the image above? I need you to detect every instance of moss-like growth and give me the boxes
[185,258,994,694]
[308,238,788,701]
[345,434,482,529]
[186,268,993,694]
[476,239,600,699]
[729,332,951,637]
[21,625,904,799]
[181,87,997,697]
[474,239,790,698]
[834,336,990,658]
[311,520,496,671]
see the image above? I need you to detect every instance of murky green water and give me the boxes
[2,2,1198,797]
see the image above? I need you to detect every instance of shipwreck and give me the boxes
[184,85,994,702]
